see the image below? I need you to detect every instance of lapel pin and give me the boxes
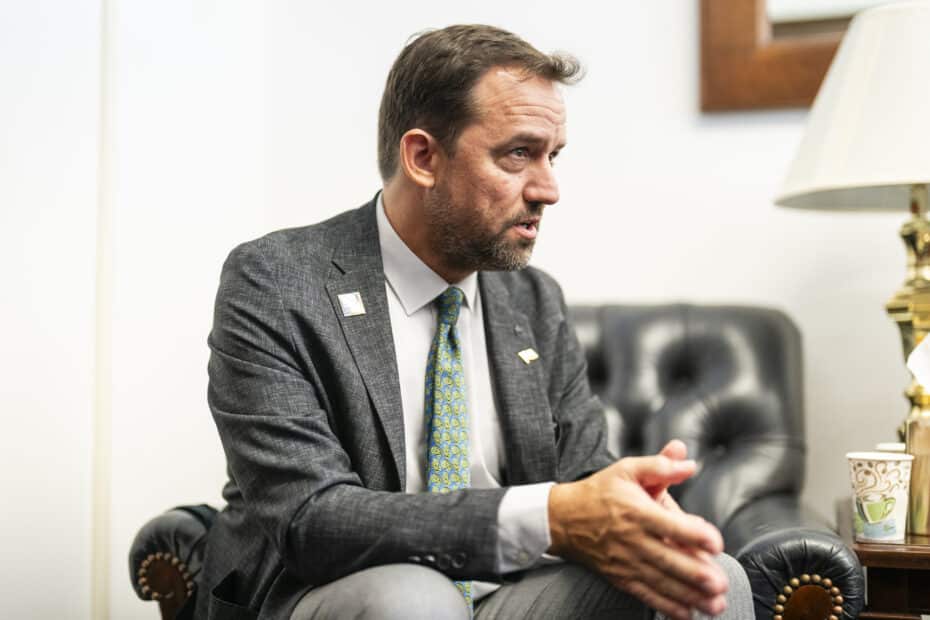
[517,348,539,364]
[337,292,366,317]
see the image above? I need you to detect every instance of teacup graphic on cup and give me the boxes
[847,451,913,542]
[856,494,895,522]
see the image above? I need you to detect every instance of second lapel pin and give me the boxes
[517,348,539,364]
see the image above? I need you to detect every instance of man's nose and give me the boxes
[525,160,560,206]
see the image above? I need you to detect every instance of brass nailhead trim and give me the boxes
[135,552,195,601]
[773,574,844,619]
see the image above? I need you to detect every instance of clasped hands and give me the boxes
[548,440,728,620]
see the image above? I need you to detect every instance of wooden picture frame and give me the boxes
[700,0,843,111]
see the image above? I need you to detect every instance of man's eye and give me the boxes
[548,151,560,165]
[511,147,530,159]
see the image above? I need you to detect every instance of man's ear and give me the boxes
[398,129,443,188]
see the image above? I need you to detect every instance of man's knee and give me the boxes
[476,562,644,619]
[362,565,469,620]
[291,564,469,620]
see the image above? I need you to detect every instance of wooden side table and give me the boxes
[837,499,930,618]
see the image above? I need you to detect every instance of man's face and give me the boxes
[425,67,566,277]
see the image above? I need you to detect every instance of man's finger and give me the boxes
[617,454,697,488]
[634,533,728,595]
[633,499,724,556]
[656,489,685,514]
[646,441,690,506]
[627,558,728,617]
[659,439,688,461]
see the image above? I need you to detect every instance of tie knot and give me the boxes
[436,287,465,326]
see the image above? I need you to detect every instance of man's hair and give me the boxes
[377,24,582,181]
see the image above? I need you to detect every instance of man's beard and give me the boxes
[425,186,540,275]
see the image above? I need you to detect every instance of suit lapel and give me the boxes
[480,272,557,484]
[325,202,406,488]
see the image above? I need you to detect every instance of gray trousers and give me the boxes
[290,554,753,620]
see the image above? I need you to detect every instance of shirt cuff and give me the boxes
[496,482,556,573]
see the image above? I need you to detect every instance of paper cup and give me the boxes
[847,451,913,542]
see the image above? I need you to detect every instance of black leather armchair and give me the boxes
[130,303,864,619]
[570,304,863,619]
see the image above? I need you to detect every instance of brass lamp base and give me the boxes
[885,184,930,535]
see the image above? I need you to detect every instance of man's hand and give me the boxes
[547,449,727,620]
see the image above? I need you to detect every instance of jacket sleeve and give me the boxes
[207,239,506,586]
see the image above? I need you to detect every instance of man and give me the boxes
[199,24,753,620]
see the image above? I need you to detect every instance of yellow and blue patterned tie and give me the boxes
[424,286,472,610]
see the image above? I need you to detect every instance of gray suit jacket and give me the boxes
[197,198,613,619]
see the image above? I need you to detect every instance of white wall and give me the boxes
[107,2,264,618]
[2,1,910,617]
[0,2,100,618]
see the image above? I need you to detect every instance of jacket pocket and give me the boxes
[208,570,259,620]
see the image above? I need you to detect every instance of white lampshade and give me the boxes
[775,0,930,210]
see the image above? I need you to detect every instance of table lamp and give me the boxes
[774,0,930,535]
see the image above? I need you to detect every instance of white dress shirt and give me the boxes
[375,194,555,598]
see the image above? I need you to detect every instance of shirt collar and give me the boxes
[376,192,478,316]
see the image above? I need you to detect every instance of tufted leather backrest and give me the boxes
[568,304,805,530]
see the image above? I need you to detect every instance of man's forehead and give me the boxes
[471,67,567,126]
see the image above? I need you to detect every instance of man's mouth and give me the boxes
[512,217,540,240]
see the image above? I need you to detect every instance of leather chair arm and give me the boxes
[128,504,217,620]
[724,494,863,619]
[723,493,832,552]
